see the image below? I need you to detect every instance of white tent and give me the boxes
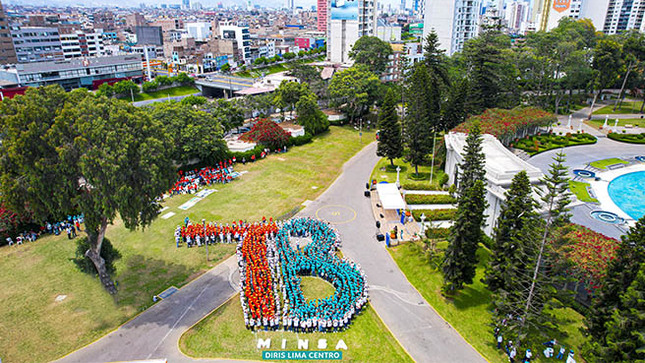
[376,183,406,210]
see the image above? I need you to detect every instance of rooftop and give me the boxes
[14,55,142,74]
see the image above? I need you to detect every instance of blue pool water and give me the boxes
[607,171,645,220]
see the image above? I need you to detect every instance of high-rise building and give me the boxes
[317,0,328,32]
[286,0,295,10]
[506,1,529,33]
[182,0,191,10]
[11,27,65,63]
[219,24,251,62]
[592,0,645,34]
[328,0,377,63]
[400,0,406,10]
[532,0,582,31]
[0,0,16,64]
[423,0,481,55]
[186,22,212,41]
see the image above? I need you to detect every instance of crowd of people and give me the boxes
[4,214,84,247]
[495,326,577,363]
[231,217,368,332]
[174,218,273,247]
[167,161,237,197]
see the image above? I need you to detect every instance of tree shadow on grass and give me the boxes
[451,285,492,311]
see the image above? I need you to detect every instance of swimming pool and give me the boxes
[607,171,645,220]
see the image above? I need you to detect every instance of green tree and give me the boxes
[175,72,194,85]
[588,38,622,119]
[403,64,437,176]
[288,64,327,101]
[443,179,487,292]
[296,91,329,135]
[0,87,176,293]
[274,81,306,116]
[462,31,506,113]
[597,260,645,362]
[441,77,470,131]
[348,36,393,75]
[220,63,231,72]
[207,98,244,132]
[112,80,140,99]
[149,101,227,165]
[180,95,207,106]
[283,52,296,60]
[423,31,450,86]
[97,82,114,98]
[443,123,487,292]
[587,216,645,347]
[328,65,380,122]
[376,88,403,166]
[486,170,537,293]
[142,80,159,93]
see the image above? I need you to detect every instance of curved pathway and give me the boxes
[57,142,486,363]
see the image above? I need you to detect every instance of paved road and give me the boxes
[133,92,202,107]
[57,142,486,363]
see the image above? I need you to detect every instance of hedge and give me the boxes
[405,194,456,205]
[425,227,450,239]
[401,180,443,191]
[608,132,645,144]
[411,209,456,221]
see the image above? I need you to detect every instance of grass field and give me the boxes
[593,101,644,115]
[132,85,199,101]
[370,157,447,191]
[587,118,645,129]
[569,181,598,203]
[389,241,587,363]
[589,157,629,170]
[235,55,327,79]
[179,293,413,362]
[0,126,373,363]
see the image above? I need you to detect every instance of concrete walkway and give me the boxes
[57,141,486,363]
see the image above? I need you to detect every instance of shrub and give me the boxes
[411,209,456,221]
[405,194,456,205]
[239,119,291,149]
[156,76,173,87]
[608,132,645,144]
[73,237,121,276]
[425,227,450,239]
[289,133,313,146]
[142,80,159,93]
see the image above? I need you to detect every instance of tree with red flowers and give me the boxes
[240,119,291,149]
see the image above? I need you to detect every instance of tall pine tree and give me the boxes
[376,88,403,166]
[486,170,537,293]
[403,64,437,176]
[587,216,645,347]
[443,123,487,292]
[599,261,645,362]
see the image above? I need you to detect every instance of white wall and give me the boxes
[423,0,455,55]
[329,19,359,63]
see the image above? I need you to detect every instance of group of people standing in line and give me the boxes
[167,161,236,196]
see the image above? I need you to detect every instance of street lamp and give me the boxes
[203,218,208,262]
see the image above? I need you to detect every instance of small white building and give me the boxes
[186,22,212,41]
[444,132,544,236]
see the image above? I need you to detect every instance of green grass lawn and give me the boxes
[236,56,327,78]
[589,157,629,170]
[569,181,598,203]
[132,85,199,101]
[587,118,645,129]
[179,293,413,362]
[593,101,644,115]
[370,157,446,191]
[389,241,587,363]
[513,133,597,156]
[0,126,373,363]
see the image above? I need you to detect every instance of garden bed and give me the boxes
[568,181,598,203]
[589,157,629,170]
[411,209,456,221]
[512,132,597,155]
[405,194,456,205]
[607,132,645,144]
